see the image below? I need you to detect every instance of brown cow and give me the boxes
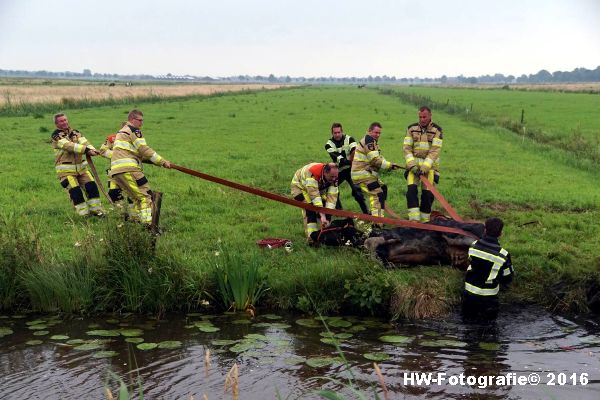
[363,214,484,268]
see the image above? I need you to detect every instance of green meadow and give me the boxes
[0,85,599,317]
[379,85,600,163]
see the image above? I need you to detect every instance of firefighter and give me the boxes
[325,122,369,214]
[463,217,514,321]
[351,122,401,218]
[290,162,339,242]
[403,106,443,222]
[98,124,127,205]
[109,110,171,226]
[51,112,105,217]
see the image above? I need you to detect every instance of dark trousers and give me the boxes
[462,291,499,323]
[336,168,369,214]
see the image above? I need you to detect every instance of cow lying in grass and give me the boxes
[363,214,484,268]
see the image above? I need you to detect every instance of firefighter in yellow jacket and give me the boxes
[291,162,339,242]
[109,110,171,225]
[403,106,443,222]
[351,122,400,218]
[51,112,105,217]
[98,122,128,205]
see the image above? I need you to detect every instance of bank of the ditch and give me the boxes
[1,85,599,319]
[1,212,599,320]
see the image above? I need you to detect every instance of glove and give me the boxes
[419,165,430,175]
[391,163,401,170]
[409,165,419,175]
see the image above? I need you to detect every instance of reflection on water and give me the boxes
[0,306,599,399]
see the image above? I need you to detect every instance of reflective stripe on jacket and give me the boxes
[351,134,391,183]
[325,134,356,172]
[403,122,443,171]
[290,163,338,208]
[464,236,513,296]
[51,128,95,176]
[109,124,165,176]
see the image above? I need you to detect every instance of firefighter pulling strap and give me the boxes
[170,164,477,238]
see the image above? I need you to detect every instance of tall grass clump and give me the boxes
[0,214,48,310]
[20,262,96,313]
[213,244,268,312]
[96,219,203,316]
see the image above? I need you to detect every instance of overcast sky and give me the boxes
[0,0,598,78]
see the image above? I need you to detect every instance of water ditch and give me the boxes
[1,306,599,399]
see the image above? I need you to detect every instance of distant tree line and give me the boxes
[1,66,599,84]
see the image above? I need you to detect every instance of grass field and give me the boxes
[378,85,600,163]
[1,84,599,317]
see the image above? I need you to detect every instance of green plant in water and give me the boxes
[213,244,268,312]
[344,272,391,315]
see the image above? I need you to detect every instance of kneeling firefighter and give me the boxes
[290,162,339,243]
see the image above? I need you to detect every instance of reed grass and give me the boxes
[213,245,268,312]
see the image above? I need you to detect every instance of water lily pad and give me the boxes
[25,340,44,346]
[125,337,145,344]
[86,330,121,337]
[363,352,391,361]
[229,340,267,353]
[378,335,413,344]
[361,319,385,328]
[254,322,291,329]
[119,328,144,337]
[28,325,48,330]
[320,338,341,346]
[157,341,182,349]
[347,325,367,333]
[305,357,342,368]
[33,330,50,336]
[198,326,220,333]
[232,319,251,325]
[423,331,439,337]
[50,335,69,340]
[296,318,321,328]
[211,339,238,346]
[479,342,501,351]
[136,343,158,350]
[93,351,119,358]
[106,318,120,324]
[328,319,352,328]
[334,333,353,339]
[87,323,101,329]
[320,331,335,338]
[229,342,256,353]
[66,339,86,345]
[74,343,103,351]
[0,327,14,337]
[26,319,46,326]
[284,356,306,365]
[244,333,269,341]
[262,314,282,320]
[420,339,467,348]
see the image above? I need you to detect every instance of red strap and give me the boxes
[171,164,477,238]
[419,175,463,222]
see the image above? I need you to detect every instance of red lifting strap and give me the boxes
[419,175,463,222]
[170,164,477,239]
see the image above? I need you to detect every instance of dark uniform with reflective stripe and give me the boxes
[463,236,514,321]
[325,134,368,214]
